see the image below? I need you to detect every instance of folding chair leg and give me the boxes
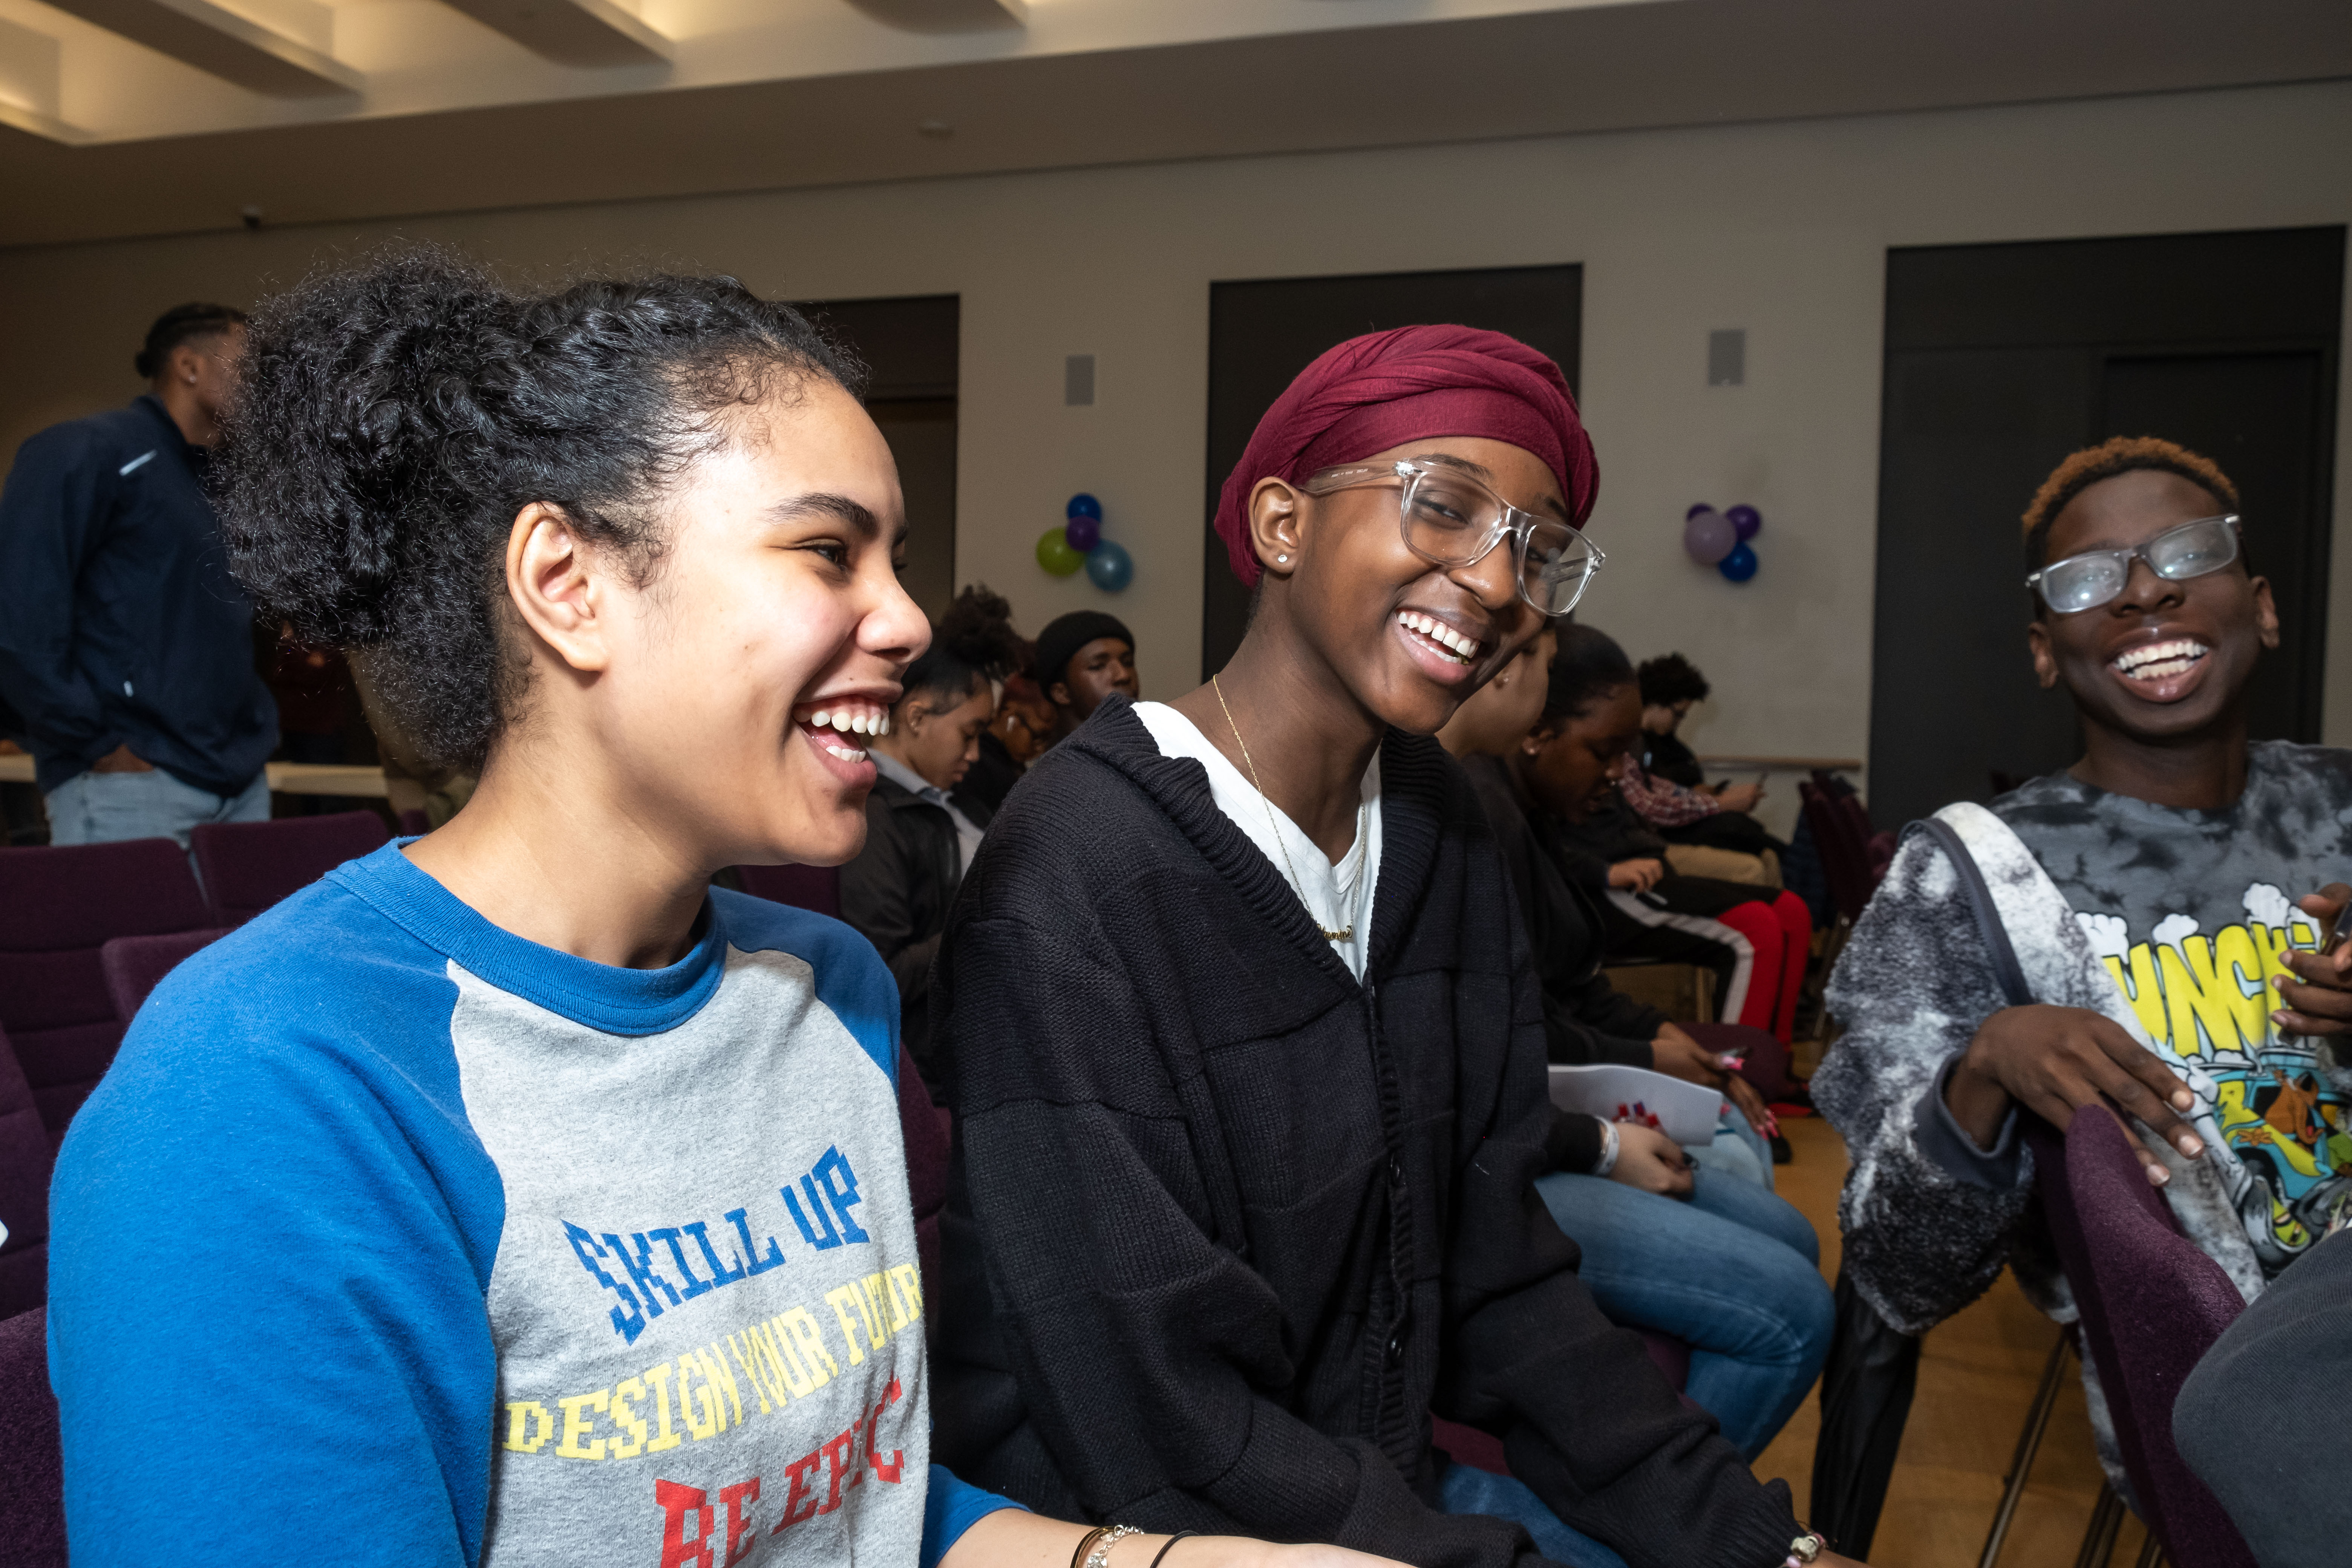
[1979,1331,2071,1568]
[2073,1483,2125,1568]
[2130,1528,2164,1568]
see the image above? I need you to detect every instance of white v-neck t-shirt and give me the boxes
[1133,701,1383,981]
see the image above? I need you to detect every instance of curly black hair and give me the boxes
[902,584,1024,710]
[1543,622,1635,723]
[134,302,246,380]
[1636,652,1709,708]
[214,246,864,775]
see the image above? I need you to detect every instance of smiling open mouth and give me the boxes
[1396,611,1485,668]
[794,703,890,763]
[2111,639,2210,684]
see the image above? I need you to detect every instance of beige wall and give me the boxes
[4,76,2348,816]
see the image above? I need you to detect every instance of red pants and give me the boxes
[1713,891,1811,1043]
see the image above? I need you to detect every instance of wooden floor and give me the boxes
[1756,1115,2155,1567]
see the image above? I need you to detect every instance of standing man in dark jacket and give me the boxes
[0,303,276,846]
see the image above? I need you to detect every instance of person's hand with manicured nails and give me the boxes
[1652,1021,1776,1137]
[1606,1121,1695,1197]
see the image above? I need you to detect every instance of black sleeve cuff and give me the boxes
[1913,1055,2024,1190]
[1547,1107,1604,1175]
[1592,1033,1655,1070]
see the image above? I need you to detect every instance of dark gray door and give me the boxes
[1869,228,2342,828]
[1202,264,1582,680]
[801,294,960,618]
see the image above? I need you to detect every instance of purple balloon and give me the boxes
[1726,504,1762,541]
[1063,514,1101,553]
[1683,506,1735,565]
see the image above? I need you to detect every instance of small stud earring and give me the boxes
[1276,553,1288,563]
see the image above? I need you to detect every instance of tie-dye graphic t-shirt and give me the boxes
[1994,741,2352,1274]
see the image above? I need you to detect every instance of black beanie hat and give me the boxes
[1034,611,1135,695]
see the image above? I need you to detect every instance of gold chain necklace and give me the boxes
[1213,674,1367,943]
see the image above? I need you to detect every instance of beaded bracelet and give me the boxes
[1782,1529,1825,1567]
[1083,1524,1145,1568]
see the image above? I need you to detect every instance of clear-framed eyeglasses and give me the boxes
[1298,458,1603,617]
[2027,514,2241,614]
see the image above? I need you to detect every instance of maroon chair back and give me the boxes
[0,1307,63,1566]
[0,1027,52,1320]
[733,864,842,919]
[0,840,211,1141]
[396,809,431,838]
[894,1045,951,1323]
[100,929,231,1025]
[2025,1105,2256,1567]
[190,811,388,926]
[1798,782,1870,923]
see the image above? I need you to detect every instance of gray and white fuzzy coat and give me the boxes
[1797,808,2314,1485]
[1811,803,2292,1473]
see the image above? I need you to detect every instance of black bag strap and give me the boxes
[1911,816,2035,1009]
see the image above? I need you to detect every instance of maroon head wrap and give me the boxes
[1212,325,1599,588]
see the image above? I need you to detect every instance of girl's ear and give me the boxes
[1520,718,1560,757]
[1247,477,1306,578]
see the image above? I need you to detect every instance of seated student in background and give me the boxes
[931,325,1853,1568]
[2175,1223,2352,1568]
[1637,654,1713,787]
[1439,630,1779,1178]
[1031,609,1138,745]
[47,248,1396,1568]
[1527,628,1812,1053]
[1626,654,1785,887]
[960,662,1053,815]
[842,586,1022,1083]
[1814,436,2352,1490]
[1442,628,1832,1458]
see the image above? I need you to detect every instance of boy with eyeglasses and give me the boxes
[1813,436,2352,1489]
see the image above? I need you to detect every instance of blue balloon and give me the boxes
[1066,492,1102,520]
[1063,514,1101,553]
[1717,542,1758,583]
[1084,539,1133,593]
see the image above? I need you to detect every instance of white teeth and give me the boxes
[1397,611,1478,665]
[803,706,888,740]
[811,709,830,728]
[820,741,868,763]
[2113,639,2211,679]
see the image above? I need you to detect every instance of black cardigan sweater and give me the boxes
[929,697,1795,1568]
[839,773,993,1083]
[1460,754,1668,1069]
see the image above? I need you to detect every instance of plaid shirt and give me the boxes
[1617,761,1720,827]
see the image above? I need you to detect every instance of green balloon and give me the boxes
[1036,526,1086,577]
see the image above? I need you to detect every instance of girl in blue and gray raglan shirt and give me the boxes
[48,254,1403,1568]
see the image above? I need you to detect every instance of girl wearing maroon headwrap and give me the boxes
[929,328,1853,1568]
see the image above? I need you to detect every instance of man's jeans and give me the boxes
[45,768,269,850]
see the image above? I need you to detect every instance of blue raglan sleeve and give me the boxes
[46,889,506,1567]
[920,1464,1026,1567]
[0,424,114,762]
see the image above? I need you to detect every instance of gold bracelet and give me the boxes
[1070,1527,1108,1568]
[1084,1524,1145,1568]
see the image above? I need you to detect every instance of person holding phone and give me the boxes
[1815,436,2352,1496]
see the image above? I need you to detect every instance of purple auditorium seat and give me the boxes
[0,1307,64,1566]
[2025,1104,2256,1567]
[0,839,212,1142]
[0,1027,52,1319]
[397,809,431,838]
[190,811,389,926]
[733,863,843,919]
[100,928,231,1024]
